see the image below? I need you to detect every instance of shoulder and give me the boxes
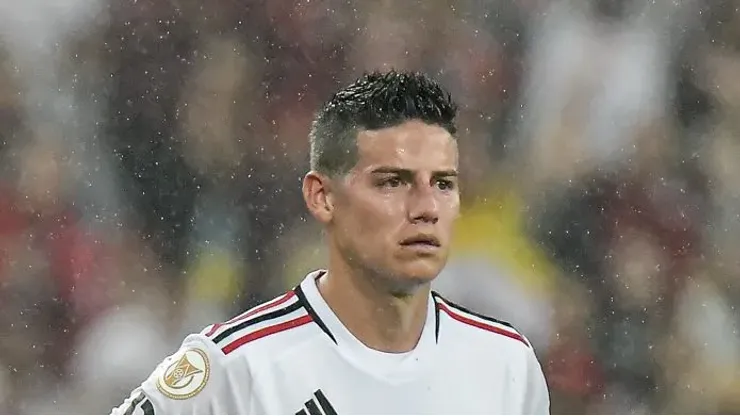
[431,292,550,413]
[432,291,531,349]
[111,333,235,415]
[111,289,324,415]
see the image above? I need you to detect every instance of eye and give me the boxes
[379,177,403,188]
[435,178,456,191]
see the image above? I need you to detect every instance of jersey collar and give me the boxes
[297,270,438,380]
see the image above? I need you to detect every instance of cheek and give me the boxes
[439,196,461,222]
[341,194,403,239]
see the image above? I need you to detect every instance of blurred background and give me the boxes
[0,0,739,413]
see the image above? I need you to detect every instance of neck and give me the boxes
[318,254,430,353]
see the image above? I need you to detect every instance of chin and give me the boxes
[395,260,444,284]
[363,256,446,295]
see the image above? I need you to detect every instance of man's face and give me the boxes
[330,120,460,288]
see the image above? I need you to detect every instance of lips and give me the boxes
[400,234,441,247]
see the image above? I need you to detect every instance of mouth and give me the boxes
[399,235,441,248]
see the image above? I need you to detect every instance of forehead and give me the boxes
[353,120,458,171]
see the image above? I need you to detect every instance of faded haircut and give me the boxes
[309,70,458,177]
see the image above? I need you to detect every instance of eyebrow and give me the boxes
[370,167,458,177]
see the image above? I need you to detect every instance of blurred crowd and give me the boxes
[1,0,740,413]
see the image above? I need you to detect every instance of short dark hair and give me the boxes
[309,70,458,176]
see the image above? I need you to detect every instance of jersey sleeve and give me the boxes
[522,346,550,415]
[110,332,247,415]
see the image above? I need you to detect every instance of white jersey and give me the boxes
[112,270,550,415]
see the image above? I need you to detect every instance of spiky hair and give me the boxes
[309,70,458,176]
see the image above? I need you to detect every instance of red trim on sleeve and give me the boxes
[437,302,529,347]
[207,291,296,337]
[222,314,313,354]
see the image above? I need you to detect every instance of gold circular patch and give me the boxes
[156,348,210,400]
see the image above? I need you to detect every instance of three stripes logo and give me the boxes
[295,389,337,415]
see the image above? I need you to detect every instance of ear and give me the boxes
[302,171,334,224]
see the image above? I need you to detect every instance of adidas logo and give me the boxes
[295,389,337,415]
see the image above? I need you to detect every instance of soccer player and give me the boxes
[112,70,550,415]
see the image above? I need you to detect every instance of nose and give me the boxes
[407,186,439,225]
